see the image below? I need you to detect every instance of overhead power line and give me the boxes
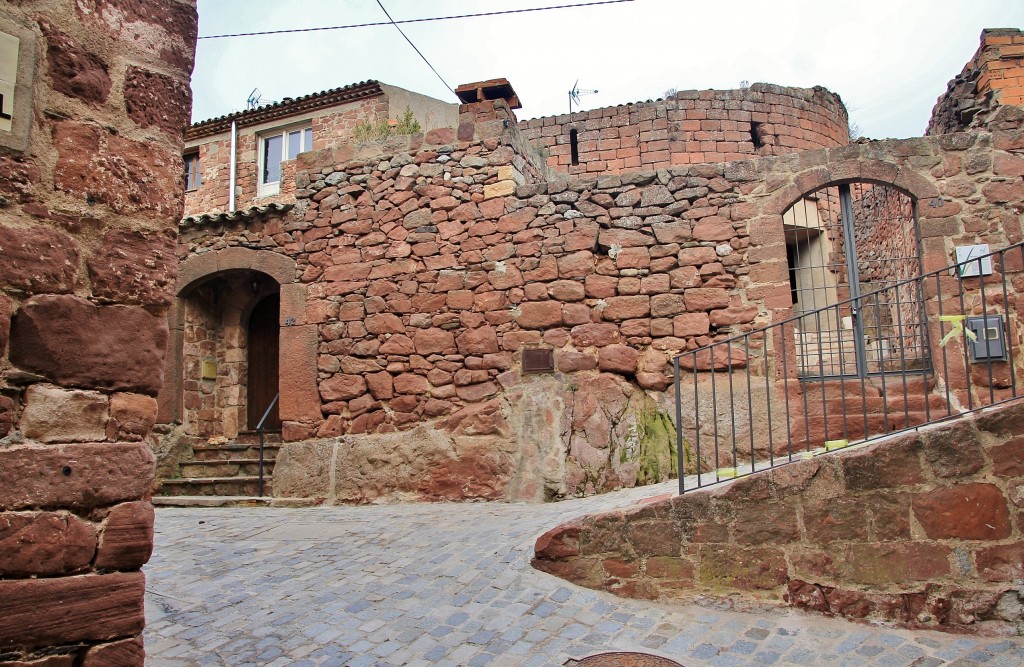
[375,0,455,95]
[197,0,635,40]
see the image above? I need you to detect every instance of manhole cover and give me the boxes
[565,652,684,667]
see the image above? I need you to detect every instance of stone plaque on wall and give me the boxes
[0,16,36,151]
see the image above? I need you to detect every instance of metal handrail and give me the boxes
[255,393,279,498]
[674,241,1024,493]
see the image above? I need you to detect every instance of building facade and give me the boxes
[157,31,1024,510]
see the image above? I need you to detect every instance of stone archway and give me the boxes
[156,248,321,441]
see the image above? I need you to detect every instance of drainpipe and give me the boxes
[228,119,237,212]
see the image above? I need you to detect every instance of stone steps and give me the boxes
[191,443,281,461]
[178,459,275,478]
[158,476,272,497]
[156,430,281,499]
[788,375,944,451]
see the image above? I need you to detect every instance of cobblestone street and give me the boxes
[145,482,1024,667]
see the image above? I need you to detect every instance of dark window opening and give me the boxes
[569,128,579,165]
[785,241,799,305]
[750,121,763,150]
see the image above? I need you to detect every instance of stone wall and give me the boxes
[928,29,1024,136]
[0,1,196,663]
[533,400,1024,634]
[519,84,849,175]
[166,91,1024,503]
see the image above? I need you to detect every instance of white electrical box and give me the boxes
[954,244,993,278]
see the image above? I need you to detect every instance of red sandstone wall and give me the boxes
[168,96,1024,503]
[928,29,1024,135]
[533,400,1024,633]
[519,84,849,175]
[0,1,196,663]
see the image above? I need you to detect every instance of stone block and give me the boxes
[673,313,710,337]
[40,22,111,104]
[365,313,405,334]
[842,542,950,585]
[534,522,581,559]
[990,437,1024,478]
[457,326,499,355]
[975,543,1024,582]
[9,296,167,395]
[272,440,334,500]
[921,420,985,478]
[692,216,735,241]
[483,180,516,199]
[94,501,154,571]
[413,328,456,355]
[842,436,923,491]
[279,324,321,422]
[0,443,154,511]
[20,384,108,443]
[0,511,97,577]
[602,296,649,321]
[697,545,787,590]
[53,121,182,217]
[107,393,157,442]
[570,323,621,348]
[650,294,686,317]
[709,306,758,326]
[731,501,800,545]
[598,345,640,375]
[683,288,729,311]
[516,301,563,329]
[81,637,145,667]
[0,572,145,649]
[319,374,367,401]
[0,224,79,294]
[124,65,191,138]
[912,483,1011,540]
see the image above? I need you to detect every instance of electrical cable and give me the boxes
[197,0,635,40]
[375,0,455,96]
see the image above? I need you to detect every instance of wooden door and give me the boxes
[247,294,280,430]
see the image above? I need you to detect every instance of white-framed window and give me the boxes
[258,124,313,196]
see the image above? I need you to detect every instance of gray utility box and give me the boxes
[966,315,1007,362]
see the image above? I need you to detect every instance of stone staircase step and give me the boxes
[152,495,273,507]
[234,430,282,446]
[179,459,275,478]
[192,443,280,461]
[158,476,272,497]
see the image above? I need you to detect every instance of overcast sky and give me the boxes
[191,0,1024,139]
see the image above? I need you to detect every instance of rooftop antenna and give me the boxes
[247,87,264,110]
[569,79,598,116]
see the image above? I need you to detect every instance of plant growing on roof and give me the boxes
[352,106,422,142]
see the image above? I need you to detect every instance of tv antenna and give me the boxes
[246,88,264,110]
[569,80,598,115]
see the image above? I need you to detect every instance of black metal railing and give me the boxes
[674,241,1024,493]
[255,394,279,498]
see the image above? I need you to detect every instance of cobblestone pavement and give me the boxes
[145,481,1024,667]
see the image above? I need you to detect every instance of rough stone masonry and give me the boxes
[0,1,197,664]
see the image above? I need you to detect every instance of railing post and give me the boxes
[258,428,265,498]
[255,394,279,499]
[675,355,683,495]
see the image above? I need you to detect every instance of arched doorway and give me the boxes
[247,293,280,430]
[782,181,929,379]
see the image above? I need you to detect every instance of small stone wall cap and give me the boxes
[455,78,522,109]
